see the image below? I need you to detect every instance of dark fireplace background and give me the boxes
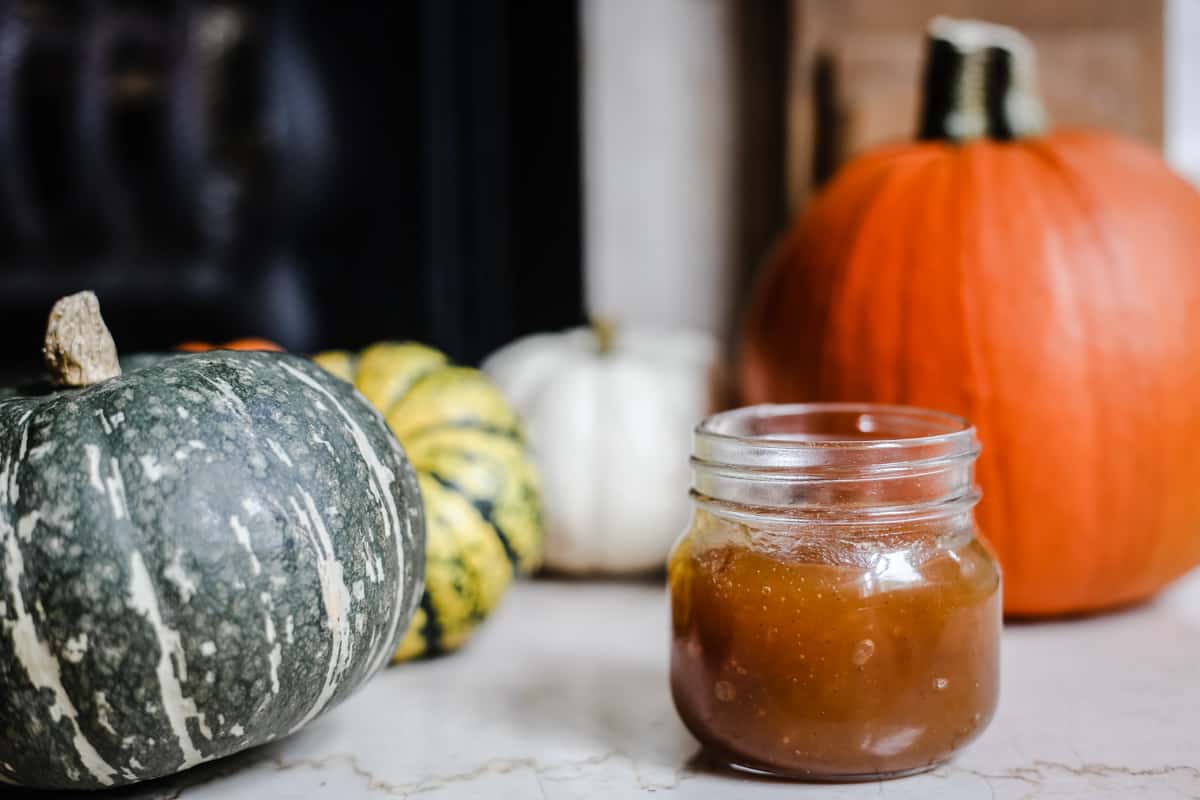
[0,0,584,376]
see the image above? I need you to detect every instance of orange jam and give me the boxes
[670,403,1001,780]
[669,513,1000,779]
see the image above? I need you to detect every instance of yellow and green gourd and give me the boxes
[313,343,542,660]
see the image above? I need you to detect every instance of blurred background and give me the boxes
[0,0,1194,372]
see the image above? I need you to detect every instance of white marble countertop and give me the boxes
[25,572,1200,799]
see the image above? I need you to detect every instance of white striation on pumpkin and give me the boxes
[288,490,353,732]
[266,439,294,468]
[104,458,129,520]
[228,515,262,576]
[16,510,41,542]
[261,592,281,695]
[94,692,117,735]
[483,325,716,574]
[10,413,30,502]
[198,376,248,419]
[277,361,408,676]
[2,527,117,786]
[126,551,211,770]
[172,441,206,462]
[84,444,104,494]
[27,441,56,462]
[138,454,167,483]
[162,551,197,604]
[362,546,378,584]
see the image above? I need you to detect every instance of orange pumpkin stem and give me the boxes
[917,17,1045,143]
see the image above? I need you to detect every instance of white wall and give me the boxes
[581,0,737,334]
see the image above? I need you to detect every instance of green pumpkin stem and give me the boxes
[43,291,122,387]
[917,17,1045,143]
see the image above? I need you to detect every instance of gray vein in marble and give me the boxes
[260,749,634,798]
[942,760,1200,785]
[933,760,1200,800]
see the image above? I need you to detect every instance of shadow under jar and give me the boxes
[669,403,1001,781]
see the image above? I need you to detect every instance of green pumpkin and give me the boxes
[0,295,425,790]
[314,343,542,660]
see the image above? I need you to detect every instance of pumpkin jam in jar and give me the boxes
[669,404,1000,780]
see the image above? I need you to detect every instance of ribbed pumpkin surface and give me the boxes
[0,352,424,789]
[314,343,542,658]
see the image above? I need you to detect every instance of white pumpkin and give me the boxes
[482,324,717,574]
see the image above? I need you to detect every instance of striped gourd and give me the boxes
[314,343,542,660]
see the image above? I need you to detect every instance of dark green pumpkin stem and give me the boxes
[917,17,1045,143]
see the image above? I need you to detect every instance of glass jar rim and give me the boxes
[696,402,977,466]
[691,403,981,524]
[697,402,975,449]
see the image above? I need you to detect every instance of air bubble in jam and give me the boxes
[934,677,948,690]
[714,681,736,702]
[852,638,875,666]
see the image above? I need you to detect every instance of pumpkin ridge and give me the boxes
[424,470,521,568]
[815,154,907,392]
[947,147,988,428]
[940,146,1010,571]
[958,145,1031,593]
[1015,138,1170,605]
[822,151,943,394]
[894,155,946,400]
[1010,142,1115,604]
[892,152,952,401]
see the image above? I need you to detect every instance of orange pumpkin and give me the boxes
[176,338,284,353]
[738,19,1200,616]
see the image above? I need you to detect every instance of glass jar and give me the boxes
[669,403,1001,781]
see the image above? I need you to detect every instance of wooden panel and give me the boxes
[787,0,1163,208]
